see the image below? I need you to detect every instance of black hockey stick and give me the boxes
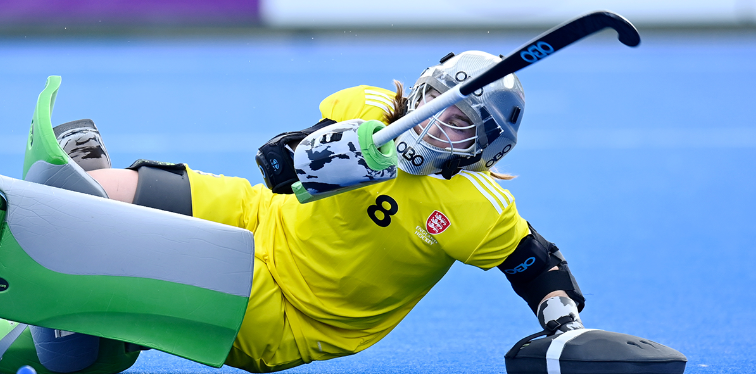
[373,10,640,147]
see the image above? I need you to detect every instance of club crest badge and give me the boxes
[426,210,451,235]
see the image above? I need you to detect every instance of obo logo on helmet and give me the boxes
[485,144,513,168]
[397,142,425,166]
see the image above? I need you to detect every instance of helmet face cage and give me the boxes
[396,51,526,176]
[408,84,478,155]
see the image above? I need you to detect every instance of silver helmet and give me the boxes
[395,50,525,179]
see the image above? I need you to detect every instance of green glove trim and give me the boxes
[292,181,314,203]
[292,181,363,204]
[357,120,397,171]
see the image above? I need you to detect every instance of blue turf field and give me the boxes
[1,29,755,373]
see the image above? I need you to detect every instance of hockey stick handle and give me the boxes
[372,85,465,147]
[372,11,640,148]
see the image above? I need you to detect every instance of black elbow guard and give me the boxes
[255,118,336,194]
[498,222,585,314]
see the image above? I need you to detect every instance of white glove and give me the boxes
[537,296,584,335]
[292,119,397,203]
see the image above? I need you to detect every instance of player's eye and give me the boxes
[447,121,468,132]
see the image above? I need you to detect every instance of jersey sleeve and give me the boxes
[319,85,396,124]
[439,171,530,270]
[185,166,270,232]
[463,199,529,269]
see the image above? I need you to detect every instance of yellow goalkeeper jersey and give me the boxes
[189,85,529,371]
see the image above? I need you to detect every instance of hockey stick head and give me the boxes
[458,10,640,97]
[587,11,641,47]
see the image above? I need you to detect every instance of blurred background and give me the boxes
[1,1,755,373]
[2,0,756,31]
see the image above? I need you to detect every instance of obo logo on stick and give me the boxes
[520,41,555,63]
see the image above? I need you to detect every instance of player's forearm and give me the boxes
[540,290,568,304]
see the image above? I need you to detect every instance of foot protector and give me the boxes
[53,119,112,172]
[23,76,108,198]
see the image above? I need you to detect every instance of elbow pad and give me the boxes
[498,222,585,314]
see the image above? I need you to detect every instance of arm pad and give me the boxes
[498,222,585,313]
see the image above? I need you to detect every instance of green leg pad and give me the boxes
[0,211,249,367]
[23,75,108,198]
[3,75,254,368]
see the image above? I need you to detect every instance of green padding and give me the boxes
[292,181,314,204]
[0,220,246,367]
[292,180,380,204]
[357,120,397,171]
[292,181,352,204]
[10,75,249,367]
[0,321,139,374]
[23,76,68,179]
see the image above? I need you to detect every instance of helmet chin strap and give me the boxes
[440,152,482,180]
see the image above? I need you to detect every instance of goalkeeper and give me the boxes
[16,51,587,373]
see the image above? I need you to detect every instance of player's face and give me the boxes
[413,89,476,150]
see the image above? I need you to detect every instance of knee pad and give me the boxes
[127,160,192,216]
